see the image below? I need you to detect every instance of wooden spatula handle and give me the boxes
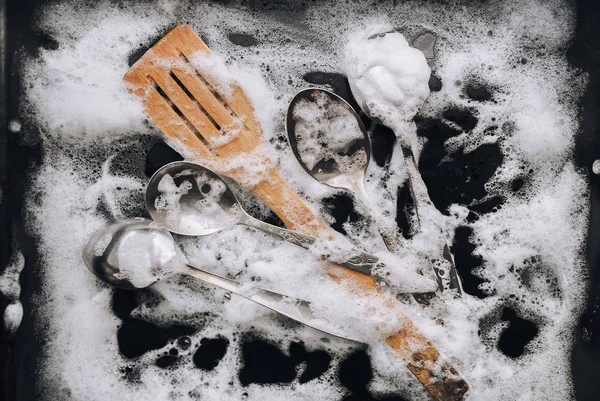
[253,168,330,233]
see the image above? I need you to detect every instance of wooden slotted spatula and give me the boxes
[124,24,469,401]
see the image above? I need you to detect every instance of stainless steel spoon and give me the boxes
[145,161,439,294]
[349,31,463,295]
[82,218,361,342]
[286,88,374,207]
[286,88,462,295]
[286,88,405,251]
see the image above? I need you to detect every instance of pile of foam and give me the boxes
[154,171,239,234]
[15,0,589,400]
[111,224,180,287]
[344,25,431,151]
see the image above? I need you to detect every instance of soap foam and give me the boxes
[154,169,241,234]
[16,0,589,400]
[111,228,179,288]
[0,250,25,338]
[344,23,431,152]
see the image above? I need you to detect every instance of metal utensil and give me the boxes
[349,31,463,295]
[286,88,374,206]
[145,161,439,294]
[286,88,461,295]
[82,218,361,342]
[286,88,406,249]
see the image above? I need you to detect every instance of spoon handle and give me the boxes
[240,214,381,277]
[182,264,360,342]
[239,214,438,292]
[242,213,318,248]
[400,145,463,295]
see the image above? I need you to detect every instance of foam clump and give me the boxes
[0,250,25,338]
[154,169,239,234]
[344,23,431,148]
[8,120,22,133]
[292,90,366,172]
[111,228,180,288]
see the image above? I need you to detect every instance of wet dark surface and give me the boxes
[441,107,479,132]
[193,336,230,371]
[428,74,442,92]
[465,83,492,102]
[417,116,503,213]
[497,307,539,358]
[322,194,362,235]
[569,0,600,399]
[1,0,600,400]
[452,226,487,299]
[112,289,196,359]
[228,33,258,47]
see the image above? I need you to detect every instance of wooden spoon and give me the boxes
[124,24,469,401]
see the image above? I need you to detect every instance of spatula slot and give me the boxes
[179,54,251,134]
[148,76,216,155]
[168,71,223,133]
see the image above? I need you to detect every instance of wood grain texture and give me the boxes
[124,24,469,401]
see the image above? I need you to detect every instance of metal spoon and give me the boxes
[349,31,463,295]
[82,218,361,342]
[286,88,461,295]
[286,88,405,250]
[145,161,439,294]
[286,88,374,208]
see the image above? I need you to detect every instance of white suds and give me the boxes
[0,250,25,338]
[112,229,180,288]
[19,1,588,400]
[153,170,240,235]
[344,24,431,151]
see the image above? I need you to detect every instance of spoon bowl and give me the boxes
[146,161,242,236]
[286,88,372,200]
[82,218,182,289]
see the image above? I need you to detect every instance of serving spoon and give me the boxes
[349,30,463,295]
[145,161,439,294]
[82,218,361,342]
[286,88,462,295]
